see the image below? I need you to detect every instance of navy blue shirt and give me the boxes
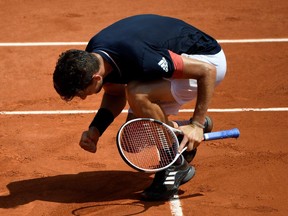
[85,14,221,84]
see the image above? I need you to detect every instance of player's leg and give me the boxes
[126,80,195,200]
[126,79,176,125]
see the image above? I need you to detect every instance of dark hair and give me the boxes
[53,49,100,101]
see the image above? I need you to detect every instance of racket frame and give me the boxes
[117,118,186,172]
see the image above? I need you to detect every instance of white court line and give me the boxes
[0,107,287,115]
[0,42,88,46]
[170,195,183,216]
[0,38,288,47]
[219,38,288,43]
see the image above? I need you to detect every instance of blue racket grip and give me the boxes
[204,128,240,141]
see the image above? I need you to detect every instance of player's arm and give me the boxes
[80,83,126,153]
[170,52,216,151]
[181,55,216,125]
[99,83,127,119]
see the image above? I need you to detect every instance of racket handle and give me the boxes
[204,128,240,141]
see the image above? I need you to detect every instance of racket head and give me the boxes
[117,118,181,172]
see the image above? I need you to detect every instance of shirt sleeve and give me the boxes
[141,47,184,79]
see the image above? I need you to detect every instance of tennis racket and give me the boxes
[117,118,240,172]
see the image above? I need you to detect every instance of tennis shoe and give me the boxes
[203,116,213,133]
[140,157,195,201]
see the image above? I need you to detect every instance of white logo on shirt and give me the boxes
[158,57,168,72]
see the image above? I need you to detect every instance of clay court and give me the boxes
[0,0,287,215]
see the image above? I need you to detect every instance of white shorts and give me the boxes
[161,49,227,115]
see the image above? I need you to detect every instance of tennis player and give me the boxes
[53,14,227,201]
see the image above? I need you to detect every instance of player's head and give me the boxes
[53,49,100,101]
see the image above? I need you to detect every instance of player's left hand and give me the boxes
[178,124,204,151]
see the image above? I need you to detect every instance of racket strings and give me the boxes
[156,127,177,164]
[119,121,178,170]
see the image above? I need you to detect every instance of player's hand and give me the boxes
[79,127,100,153]
[178,124,204,151]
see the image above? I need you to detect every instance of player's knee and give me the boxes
[126,83,151,113]
[127,92,147,107]
[126,82,148,102]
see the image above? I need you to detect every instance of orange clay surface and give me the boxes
[0,0,287,215]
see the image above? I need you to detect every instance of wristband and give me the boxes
[190,120,205,129]
[89,108,114,136]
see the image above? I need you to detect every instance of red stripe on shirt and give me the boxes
[168,50,184,78]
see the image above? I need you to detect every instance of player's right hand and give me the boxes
[79,127,100,153]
